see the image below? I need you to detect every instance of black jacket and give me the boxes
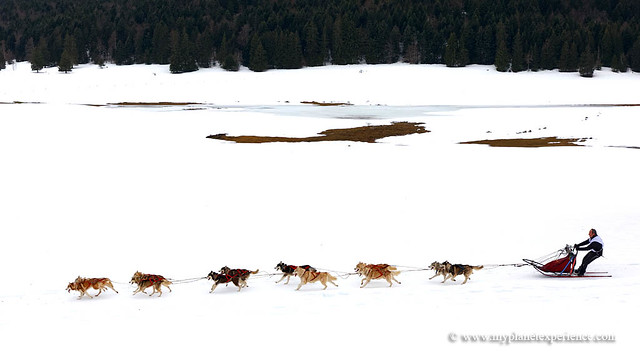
[576,236,603,256]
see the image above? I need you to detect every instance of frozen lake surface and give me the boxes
[1,63,639,359]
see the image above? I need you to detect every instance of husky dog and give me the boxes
[130,271,172,297]
[66,276,118,299]
[274,262,317,284]
[294,267,338,290]
[354,262,401,288]
[428,261,483,285]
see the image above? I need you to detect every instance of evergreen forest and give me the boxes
[1,0,639,75]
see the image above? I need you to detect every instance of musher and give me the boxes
[574,228,604,276]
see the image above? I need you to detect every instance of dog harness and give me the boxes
[368,264,389,279]
[218,273,235,283]
[215,270,248,283]
[140,274,165,284]
[302,269,321,281]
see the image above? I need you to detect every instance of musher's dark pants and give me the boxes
[576,243,603,276]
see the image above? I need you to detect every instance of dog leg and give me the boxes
[285,275,290,285]
[295,280,304,291]
[461,276,469,285]
[133,286,146,296]
[210,282,218,293]
[107,282,118,294]
[429,274,439,280]
[360,278,371,288]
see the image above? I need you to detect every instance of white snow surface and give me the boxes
[1,62,639,359]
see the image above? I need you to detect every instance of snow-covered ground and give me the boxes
[1,62,639,359]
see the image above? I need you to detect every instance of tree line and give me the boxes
[1,0,639,76]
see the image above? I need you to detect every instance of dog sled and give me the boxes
[523,245,610,278]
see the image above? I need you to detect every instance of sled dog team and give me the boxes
[66,261,483,298]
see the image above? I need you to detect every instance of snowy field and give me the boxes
[1,62,639,359]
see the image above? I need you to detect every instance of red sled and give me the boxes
[523,245,610,278]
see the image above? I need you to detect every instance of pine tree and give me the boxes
[64,35,78,66]
[569,43,579,71]
[511,32,525,72]
[579,45,595,77]
[386,25,401,63]
[404,38,421,64]
[629,38,640,72]
[222,53,239,71]
[249,35,267,72]
[332,18,345,65]
[31,39,47,72]
[218,34,230,67]
[494,22,510,72]
[559,41,578,72]
[444,33,458,67]
[475,26,495,65]
[304,22,323,67]
[170,30,198,74]
[341,17,358,64]
[457,33,469,67]
[495,39,510,72]
[58,48,73,73]
[93,53,105,68]
[152,23,171,64]
[610,53,627,73]
[527,44,541,71]
[282,32,302,69]
[195,30,214,68]
[540,38,556,70]
[600,26,615,68]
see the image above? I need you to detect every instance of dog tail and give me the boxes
[251,269,259,274]
[387,266,398,271]
[392,270,402,276]
[474,265,484,270]
[329,274,338,281]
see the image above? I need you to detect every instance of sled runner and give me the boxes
[523,245,611,278]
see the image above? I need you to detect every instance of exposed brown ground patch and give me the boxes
[300,101,352,106]
[0,101,42,105]
[608,145,640,149]
[108,102,203,106]
[460,136,588,147]
[207,121,428,143]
